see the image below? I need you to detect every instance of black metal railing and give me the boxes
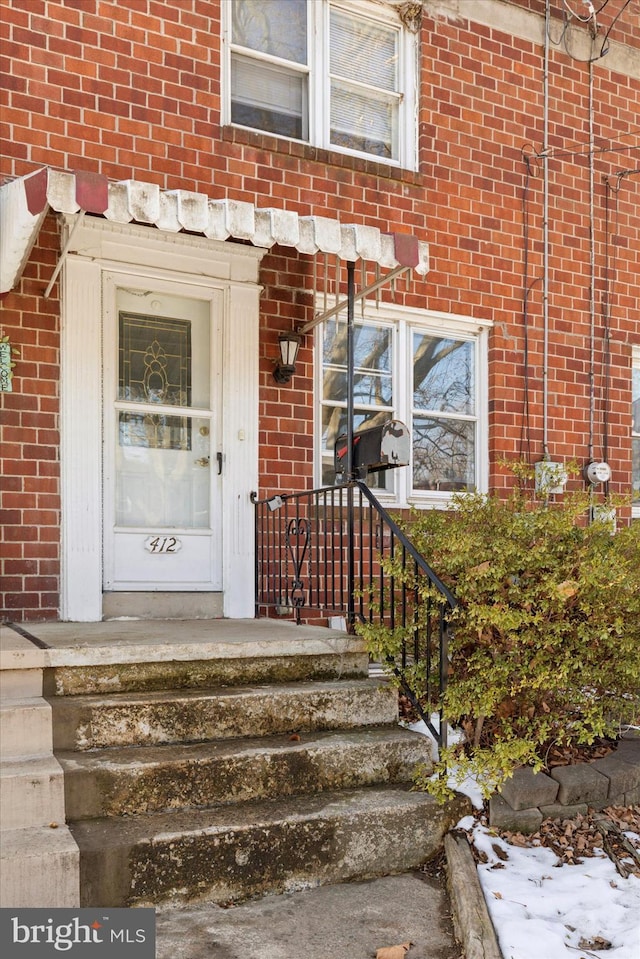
[252,479,457,746]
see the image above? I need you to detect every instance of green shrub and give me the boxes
[360,478,640,802]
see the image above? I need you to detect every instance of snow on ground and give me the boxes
[408,719,640,959]
[461,814,640,959]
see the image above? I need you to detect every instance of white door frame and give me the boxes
[60,216,265,621]
[102,274,224,592]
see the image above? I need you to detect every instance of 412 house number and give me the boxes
[144,536,182,554]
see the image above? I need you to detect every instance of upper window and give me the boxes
[225,0,417,168]
[317,303,490,504]
[633,347,640,518]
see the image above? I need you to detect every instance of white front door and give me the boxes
[103,274,223,591]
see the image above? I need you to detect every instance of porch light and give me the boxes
[273,331,302,384]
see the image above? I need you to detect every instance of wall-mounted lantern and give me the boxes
[273,331,302,384]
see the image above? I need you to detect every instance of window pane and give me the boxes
[330,82,395,158]
[321,406,393,491]
[329,7,398,159]
[115,416,210,528]
[323,319,391,373]
[413,334,474,415]
[413,417,475,492]
[323,370,393,407]
[330,8,397,90]
[321,317,394,492]
[232,0,307,64]
[323,323,393,403]
[231,54,306,138]
[322,406,393,456]
[321,456,391,491]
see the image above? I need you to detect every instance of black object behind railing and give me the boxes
[252,479,456,746]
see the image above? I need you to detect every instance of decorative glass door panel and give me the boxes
[104,278,221,591]
[114,415,211,528]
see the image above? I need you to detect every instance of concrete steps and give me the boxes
[0,756,67,830]
[0,697,54,758]
[57,725,430,820]
[71,785,468,908]
[0,628,80,907]
[50,679,398,751]
[36,622,469,908]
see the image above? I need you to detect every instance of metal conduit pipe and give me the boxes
[588,57,597,462]
[543,0,551,458]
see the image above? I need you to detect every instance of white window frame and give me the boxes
[222,0,418,170]
[314,299,491,508]
[633,345,640,520]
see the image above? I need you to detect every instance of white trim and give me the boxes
[314,297,492,507]
[60,258,104,621]
[222,0,418,170]
[60,216,265,620]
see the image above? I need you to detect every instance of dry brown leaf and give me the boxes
[578,935,612,950]
[492,891,503,899]
[492,842,509,861]
[507,834,529,847]
[376,942,411,959]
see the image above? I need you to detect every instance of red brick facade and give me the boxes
[1,0,638,621]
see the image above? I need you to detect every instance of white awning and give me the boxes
[0,167,430,295]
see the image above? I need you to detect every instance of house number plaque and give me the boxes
[144,536,182,554]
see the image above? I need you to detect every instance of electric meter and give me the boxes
[585,461,611,485]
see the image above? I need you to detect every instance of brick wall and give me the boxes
[1,217,61,620]
[416,5,640,494]
[1,0,638,620]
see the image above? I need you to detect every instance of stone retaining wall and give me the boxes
[489,731,640,834]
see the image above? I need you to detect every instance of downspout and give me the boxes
[542,0,550,458]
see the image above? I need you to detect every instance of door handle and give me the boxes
[195,456,210,468]
[216,451,223,475]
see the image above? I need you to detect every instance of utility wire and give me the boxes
[536,139,640,161]
[550,0,636,61]
[562,0,596,24]
[599,0,635,55]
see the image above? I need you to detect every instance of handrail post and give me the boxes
[346,260,356,629]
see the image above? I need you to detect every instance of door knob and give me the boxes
[195,456,210,468]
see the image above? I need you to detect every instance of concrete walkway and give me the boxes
[155,871,464,959]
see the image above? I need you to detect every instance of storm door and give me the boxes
[103,275,222,591]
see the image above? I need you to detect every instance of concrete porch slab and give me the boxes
[1,619,364,670]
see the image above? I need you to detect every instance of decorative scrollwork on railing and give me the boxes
[252,480,456,746]
[285,517,310,616]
